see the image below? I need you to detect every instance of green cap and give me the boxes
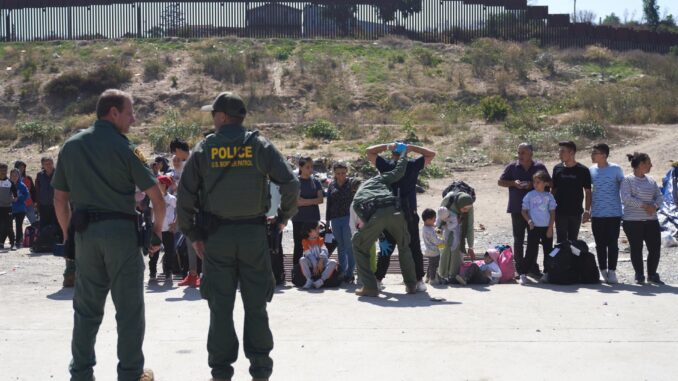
[201,92,247,117]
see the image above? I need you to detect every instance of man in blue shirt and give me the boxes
[589,143,624,284]
[366,141,436,291]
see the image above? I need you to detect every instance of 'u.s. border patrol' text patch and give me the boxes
[210,145,254,168]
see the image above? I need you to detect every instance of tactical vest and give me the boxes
[201,130,270,219]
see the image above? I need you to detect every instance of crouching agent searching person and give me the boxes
[351,142,419,297]
[53,89,165,381]
[176,92,299,381]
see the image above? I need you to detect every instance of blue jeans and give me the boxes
[25,204,37,224]
[331,216,354,278]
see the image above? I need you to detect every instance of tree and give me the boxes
[376,0,422,23]
[322,4,357,35]
[643,0,660,30]
[573,10,596,24]
[602,13,621,26]
[16,121,61,152]
[160,3,186,37]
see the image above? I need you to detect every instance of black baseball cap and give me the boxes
[201,92,247,118]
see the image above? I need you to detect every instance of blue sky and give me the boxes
[532,0,675,22]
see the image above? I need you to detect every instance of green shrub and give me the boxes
[200,52,246,83]
[20,62,37,82]
[413,48,442,67]
[421,164,445,179]
[148,108,203,152]
[304,119,340,140]
[402,120,420,143]
[670,46,678,57]
[143,60,167,81]
[44,72,83,99]
[16,121,61,152]
[0,123,17,141]
[63,95,99,115]
[480,95,510,122]
[502,43,533,80]
[535,52,556,76]
[45,63,132,100]
[462,38,502,78]
[567,120,607,139]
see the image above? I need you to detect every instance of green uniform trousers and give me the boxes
[351,206,417,290]
[69,220,145,381]
[200,224,276,380]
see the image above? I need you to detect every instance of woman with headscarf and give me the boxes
[436,192,475,284]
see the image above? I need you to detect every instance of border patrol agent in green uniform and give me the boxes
[351,144,419,297]
[53,89,166,381]
[177,92,299,381]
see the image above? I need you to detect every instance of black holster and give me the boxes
[64,224,76,260]
[195,211,219,239]
[71,209,90,233]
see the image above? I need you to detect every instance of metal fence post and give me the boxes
[137,3,142,38]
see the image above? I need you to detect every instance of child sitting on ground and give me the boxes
[149,176,178,282]
[421,208,444,284]
[299,222,338,289]
[455,252,503,285]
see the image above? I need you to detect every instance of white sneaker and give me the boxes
[303,279,313,289]
[599,269,608,283]
[455,275,467,286]
[416,280,427,292]
[539,273,549,283]
[607,270,618,284]
[377,280,385,290]
[313,279,324,289]
[519,275,528,285]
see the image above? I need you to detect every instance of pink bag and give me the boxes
[496,247,516,283]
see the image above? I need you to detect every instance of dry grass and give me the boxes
[0,122,17,141]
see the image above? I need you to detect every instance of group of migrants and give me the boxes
[0,87,668,381]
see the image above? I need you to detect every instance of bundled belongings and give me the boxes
[659,165,678,247]
[546,240,599,285]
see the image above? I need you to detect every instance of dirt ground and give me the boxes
[2,124,677,286]
[418,124,676,237]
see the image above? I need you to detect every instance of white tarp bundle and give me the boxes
[659,166,678,247]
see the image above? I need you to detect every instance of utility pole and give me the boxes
[573,0,577,22]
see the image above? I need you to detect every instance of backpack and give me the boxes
[496,247,516,283]
[442,181,476,203]
[23,225,37,248]
[31,224,61,253]
[546,241,579,285]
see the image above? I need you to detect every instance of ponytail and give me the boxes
[627,152,650,169]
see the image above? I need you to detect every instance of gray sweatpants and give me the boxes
[185,236,201,273]
[299,257,338,281]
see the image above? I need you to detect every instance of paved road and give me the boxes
[1,249,677,381]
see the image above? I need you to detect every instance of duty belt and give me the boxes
[88,211,138,223]
[217,216,267,226]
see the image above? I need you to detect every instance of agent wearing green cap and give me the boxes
[53,89,165,381]
[351,143,419,297]
[177,91,299,381]
[436,191,475,283]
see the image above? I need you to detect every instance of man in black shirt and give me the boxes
[366,142,436,292]
[551,141,592,246]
